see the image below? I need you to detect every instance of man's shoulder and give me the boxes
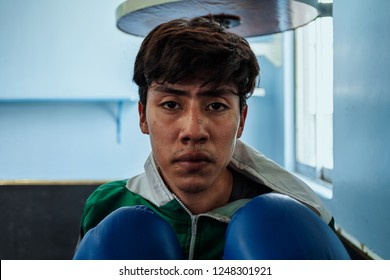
[80,175,148,234]
[232,140,333,224]
[87,173,147,203]
[86,179,128,203]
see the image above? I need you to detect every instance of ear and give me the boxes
[237,105,248,139]
[138,102,149,135]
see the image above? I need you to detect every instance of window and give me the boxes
[295,15,333,184]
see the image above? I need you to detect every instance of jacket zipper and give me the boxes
[172,193,230,259]
[189,215,198,260]
[171,194,197,259]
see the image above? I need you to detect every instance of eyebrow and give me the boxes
[152,84,237,97]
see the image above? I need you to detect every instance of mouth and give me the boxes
[173,152,213,172]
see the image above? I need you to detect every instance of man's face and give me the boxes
[138,79,247,197]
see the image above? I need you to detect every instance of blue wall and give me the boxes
[0,0,146,180]
[0,0,141,101]
[327,0,390,259]
[0,102,149,180]
[243,55,286,165]
[243,34,288,166]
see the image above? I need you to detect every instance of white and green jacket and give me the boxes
[79,140,333,259]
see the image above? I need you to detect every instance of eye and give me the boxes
[207,102,227,111]
[161,101,181,110]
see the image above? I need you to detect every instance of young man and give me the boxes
[77,17,334,259]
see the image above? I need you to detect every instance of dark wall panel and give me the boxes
[0,184,98,259]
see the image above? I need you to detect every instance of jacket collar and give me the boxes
[130,139,332,223]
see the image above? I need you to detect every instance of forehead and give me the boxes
[149,79,238,97]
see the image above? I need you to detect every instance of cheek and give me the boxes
[212,119,240,153]
[148,127,169,167]
[217,116,241,138]
[148,120,175,152]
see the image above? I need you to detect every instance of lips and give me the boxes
[174,152,212,163]
[173,152,213,172]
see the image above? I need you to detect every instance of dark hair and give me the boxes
[133,16,260,112]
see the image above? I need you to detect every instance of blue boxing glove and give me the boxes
[73,206,183,260]
[223,193,350,260]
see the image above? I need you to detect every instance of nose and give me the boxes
[179,104,209,145]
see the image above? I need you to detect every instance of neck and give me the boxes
[174,170,233,215]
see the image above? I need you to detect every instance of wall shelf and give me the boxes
[0,98,138,144]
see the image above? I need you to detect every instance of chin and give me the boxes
[177,181,209,194]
